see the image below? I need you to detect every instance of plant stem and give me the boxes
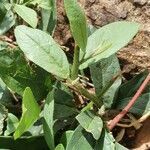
[71,45,80,80]
[108,73,150,131]
[81,101,93,112]
[66,79,103,108]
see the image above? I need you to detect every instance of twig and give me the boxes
[108,73,150,131]
[66,79,103,108]
[71,45,80,80]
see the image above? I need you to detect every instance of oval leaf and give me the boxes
[14,4,38,28]
[64,0,87,51]
[80,21,139,69]
[15,25,70,79]
[13,87,40,140]
[76,110,103,140]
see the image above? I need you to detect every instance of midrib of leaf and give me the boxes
[86,116,99,131]
[19,29,64,69]
[70,135,84,150]
[77,20,86,50]
[80,42,112,64]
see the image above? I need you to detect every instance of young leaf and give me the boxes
[43,90,55,150]
[15,25,70,79]
[14,4,38,28]
[76,110,103,140]
[90,55,121,108]
[64,0,87,51]
[66,125,95,150]
[80,21,139,69]
[55,144,65,150]
[13,87,40,140]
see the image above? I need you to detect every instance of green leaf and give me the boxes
[14,4,38,28]
[40,0,57,35]
[0,104,8,135]
[0,135,48,150]
[80,21,139,69]
[64,0,87,51]
[0,10,15,35]
[113,71,148,102]
[15,25,70,79]
[44,83,77,138]
[112,71,150,115]
[115,142,128,150]
[54,83,77,119]
[55,104,77,119]
[55,144,65,150]
[13,87,40,139]
[66,125,95,150]
[43,90,55,150]
[0,2,7,23]
[90,55,121,108]
[0,49,52,100]
[60,130,74,148]
[94,129,115,150]
[4,113,19,136]
[94,129,127,150]
[114,93,150,115]
[76,110,103,140]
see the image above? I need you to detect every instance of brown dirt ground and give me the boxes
[54,0,150,149]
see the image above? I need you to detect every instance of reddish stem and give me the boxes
[108,73,150,131]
